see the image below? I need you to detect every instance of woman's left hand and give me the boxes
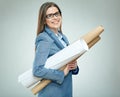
[67,60,77,70]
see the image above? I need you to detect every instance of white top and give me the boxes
[56,33,67,47]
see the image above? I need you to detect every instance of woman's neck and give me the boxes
[50,28,58,34]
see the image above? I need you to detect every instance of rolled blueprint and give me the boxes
[18,25,104,94]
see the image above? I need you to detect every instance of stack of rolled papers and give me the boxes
[18,25,104,94]
[18,39,88,88]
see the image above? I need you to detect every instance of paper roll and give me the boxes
[82,25,104,44]
[44,39,88,69]
[88,36,101,48]
[18,39,88,88]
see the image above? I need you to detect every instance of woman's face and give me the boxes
[45,6,62,33]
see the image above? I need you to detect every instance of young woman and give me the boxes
[33,2,79,97]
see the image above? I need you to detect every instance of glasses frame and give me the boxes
[46,11,61,19]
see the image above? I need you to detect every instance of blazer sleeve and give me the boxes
[33,35,64,84]
[72,66,79,75]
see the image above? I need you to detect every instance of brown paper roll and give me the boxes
[32,79,51,95]
[31,26,104,95]
[88,36,101,48]
[82,25,104,44]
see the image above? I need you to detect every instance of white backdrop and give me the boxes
[0,0,120,97]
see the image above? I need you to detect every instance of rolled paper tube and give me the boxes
[31,36,101,95]
[82,25,104,44]
[32,80,51,95]
[18,39,88,88]
[88,36,101,48]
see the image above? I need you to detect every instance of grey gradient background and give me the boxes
[0,0,120,97]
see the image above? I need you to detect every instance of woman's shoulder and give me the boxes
[35,31,54,44]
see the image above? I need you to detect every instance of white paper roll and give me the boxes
[18,69,42,87]
[18,39,88,88]
[44,39,88,69]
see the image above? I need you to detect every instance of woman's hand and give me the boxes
[67,60,77,70]
[63,60,77,76]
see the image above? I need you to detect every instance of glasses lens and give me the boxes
[46,14,53,19]
[54,12,60,17]
[46,11,61,19]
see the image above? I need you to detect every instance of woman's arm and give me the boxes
[33,36,65,84]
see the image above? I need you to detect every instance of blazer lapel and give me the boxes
[62,34,69,46]
[45,26,65,49]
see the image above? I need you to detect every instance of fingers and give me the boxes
[63,65,70,76]
[67,61,77,70]
[70,60,77,64]
[64,61,78,76]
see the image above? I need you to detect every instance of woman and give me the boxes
[33,2,79,97]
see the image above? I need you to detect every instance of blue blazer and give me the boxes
[33,26,79,97]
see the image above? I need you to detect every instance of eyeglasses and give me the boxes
[46,11,61,19]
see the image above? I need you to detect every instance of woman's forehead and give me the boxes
[46,6,59,14]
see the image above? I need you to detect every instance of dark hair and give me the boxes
[36,2,62,36]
